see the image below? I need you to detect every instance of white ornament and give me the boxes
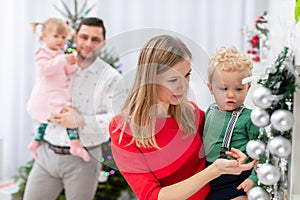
[246,140,266,160]
[262,47,269,56]
[252,87,273,109]
[265,66,276,74]
[267,136,292,158]
[248,187,270,200]
[98,170,108,182]
[270,109,294,131]
[251,108,270,127]
[264,40,270,47]
[257,163,281,185]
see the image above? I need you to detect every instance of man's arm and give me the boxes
[50,69,124,143]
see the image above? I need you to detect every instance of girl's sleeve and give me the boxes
[109,117,162,200]
[35,50,68,76]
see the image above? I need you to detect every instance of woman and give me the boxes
[109,35,254,200]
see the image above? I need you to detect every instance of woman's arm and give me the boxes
[158,156,254,200]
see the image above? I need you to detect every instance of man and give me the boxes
[24,17,124,200]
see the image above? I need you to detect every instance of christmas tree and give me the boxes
[246,3,300,198]
[55,0,122,73]
[244,11,270,62]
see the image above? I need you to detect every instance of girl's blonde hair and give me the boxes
[208,46,253,83]
[117,34,196,149]
[30,17,70,42]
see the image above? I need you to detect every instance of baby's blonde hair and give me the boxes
[208,46,253,83]
[30,18,70,42]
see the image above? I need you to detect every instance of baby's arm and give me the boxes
[236,178,255,192]
[64,54,78,75]
[35,49,69,76]
[65,54,76,65]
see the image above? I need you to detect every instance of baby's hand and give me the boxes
[237,178,255,193]
[65,54,76,65]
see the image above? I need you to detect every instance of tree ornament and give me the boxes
[252,87,273,109]
[265,66,276,74]
[270,109,294,131]
[257,163,281,185]
[248,186,270,200]
[279,158,288,189]
[267,136,292,158]
[98,170,109,182]
[246,140,266,160]
[274,189,284,200]
[250,108,270,127]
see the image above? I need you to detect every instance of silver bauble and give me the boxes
[248,186,270,200]
[246,140,266,160]
[252,87,273,109]
[270,109,294,131]
[267,136,292,158]
[251,108,270,127]
[264,40,270,47]
[257,163,281,185]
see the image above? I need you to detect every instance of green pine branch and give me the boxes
[295,0,300,23]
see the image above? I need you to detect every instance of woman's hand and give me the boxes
[212,148,256,176]
[225,147,247,165]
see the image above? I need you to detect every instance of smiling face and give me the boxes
[156,58,191,113]
[208,69,250,111]
[74,25,105,66]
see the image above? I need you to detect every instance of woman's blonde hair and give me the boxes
[30,17,70,42]
[208,46,253,83]
[117,35,196,149]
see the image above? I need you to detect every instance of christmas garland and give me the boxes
[245,11,270,62]
[247,47,297,199]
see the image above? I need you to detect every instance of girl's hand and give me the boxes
[65,54,77,65]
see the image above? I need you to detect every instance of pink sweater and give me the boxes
[27,48,77,122]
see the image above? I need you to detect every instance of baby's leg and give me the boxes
[28,141,41,159]
[28,123,48,159]
[67,128,90,162]
[69,139,90,162]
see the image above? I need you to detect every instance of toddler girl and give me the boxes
[27,17,90,162]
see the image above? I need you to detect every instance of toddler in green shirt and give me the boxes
[203,46,259,200]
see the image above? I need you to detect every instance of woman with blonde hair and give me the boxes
[109,35,254,200]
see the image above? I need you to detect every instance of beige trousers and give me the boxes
[23,142,102,200]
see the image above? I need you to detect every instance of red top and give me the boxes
[109,102,210,200]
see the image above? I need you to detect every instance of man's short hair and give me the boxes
[76,17,106,39]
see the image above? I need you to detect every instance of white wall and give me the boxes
[0,0,270,179]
